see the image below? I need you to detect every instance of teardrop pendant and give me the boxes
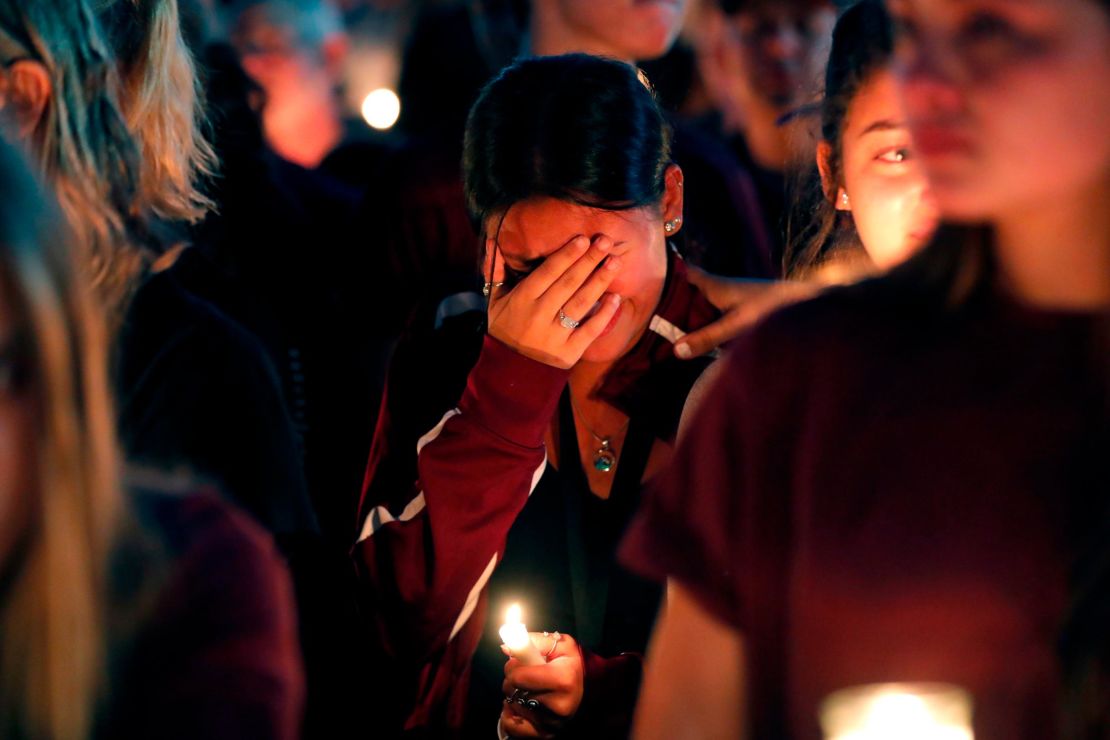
[593,438,616,473]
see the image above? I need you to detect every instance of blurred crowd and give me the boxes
[0,0,1106,739]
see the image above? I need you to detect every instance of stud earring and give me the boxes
[664,217,682,233]
[840,192,850,208]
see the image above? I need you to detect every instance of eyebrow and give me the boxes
[858,120,907,138]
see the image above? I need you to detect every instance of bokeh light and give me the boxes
[361,88,401,130]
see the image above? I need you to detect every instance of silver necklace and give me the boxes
[568,393,630,473]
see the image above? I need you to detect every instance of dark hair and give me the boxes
[463,54,672,234]
[784,0,893,278]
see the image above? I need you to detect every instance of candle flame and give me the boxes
[506,603,522,625]
[821,683,974,740]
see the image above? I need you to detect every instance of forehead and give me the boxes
[492,198,646,260]
[843,70,905,135]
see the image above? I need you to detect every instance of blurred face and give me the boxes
[489,198,669,363]
[0,282,33,572]
[889,0,1110,221]
[727,0,836,108]
[232,8,327,96]
[546,0,689,61]
[830,69,939,269]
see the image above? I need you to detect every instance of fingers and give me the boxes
[513,235,591,300]
[564,293,622,355]
[537,235,615,308]
[500,707,545,739]
[482,237,496,281]
[502,677,578,720]
[505,664,573,695]
[684,264,711,292]
[485,242,508,301]
[674,314,741,359]
[501,634,583,731]
[675,281,818,359]
[557,255,621,326]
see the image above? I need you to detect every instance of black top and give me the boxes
[728,131,787,269]
[465,387,666,729]
[113,270,316,535]
[669,116,777,279]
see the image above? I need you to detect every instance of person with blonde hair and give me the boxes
[96,0,218,224]
[0,138,303,739]
[0,0,315,536]
[0,0,143,327]
[0,126,124,740]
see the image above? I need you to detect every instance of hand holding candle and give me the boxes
[499,603,545,666]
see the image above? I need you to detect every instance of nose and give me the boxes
[913,170,941,221]
[765,24,804,61]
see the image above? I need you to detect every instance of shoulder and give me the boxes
[104,477,303,739]
[732,276,938,369]
[127,476,290,598]
[698,276,945,432]
[390,289,487,381]
[376,290,487,433]
[120,477,299,676]
[120,271,274,373]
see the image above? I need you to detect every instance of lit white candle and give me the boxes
[820,683,974,740]
[498,603,545,666]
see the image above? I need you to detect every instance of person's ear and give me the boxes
[3,60,51,138]
[816,139,850,211]
[661,164,685,236]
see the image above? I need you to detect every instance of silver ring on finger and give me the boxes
[558,310,581,330]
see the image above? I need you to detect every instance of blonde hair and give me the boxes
[0,0,148,328]
[0,142,122,740]
[98,0,218,223]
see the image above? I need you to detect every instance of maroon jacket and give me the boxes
[101,485,304,739]
[622,276,1109,739]
[353,254,718,736]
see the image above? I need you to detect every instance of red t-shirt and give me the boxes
[621,278,1108,739]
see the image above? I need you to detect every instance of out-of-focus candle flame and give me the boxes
[361,88,400,130]
[821,683,974,740]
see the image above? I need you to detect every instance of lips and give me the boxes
[597,302,624,338]
[908,217,939,244]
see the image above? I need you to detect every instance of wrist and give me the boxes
[459,335,569,447]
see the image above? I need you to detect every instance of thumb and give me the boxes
[675,316,740,359]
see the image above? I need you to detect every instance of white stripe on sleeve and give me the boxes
[356,409,460,543]
[446,453,548,642]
